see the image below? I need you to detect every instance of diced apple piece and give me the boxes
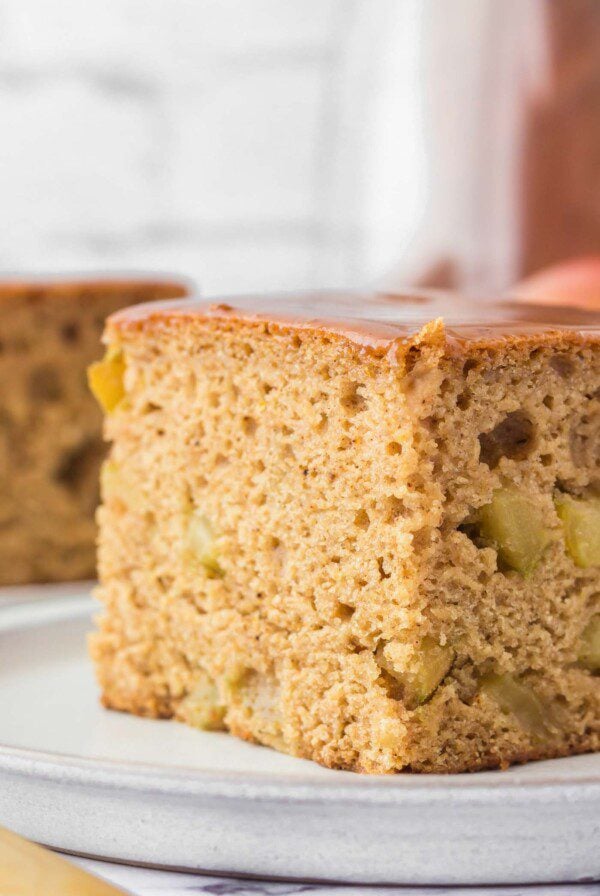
[554,493,600,568]
[186,511,224,577]
[480,673,551,738]
[476,487,553,576]
[179,672,226,730]
[578,615,600,671]
[377,636,454,708]
[100,460,142,511]
[228,669,285,750]
[88,347,126,413]
[100,460,120,498]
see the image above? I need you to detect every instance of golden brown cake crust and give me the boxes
[92,290,600,773]
[0,275,189,303]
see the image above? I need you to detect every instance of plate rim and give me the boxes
[2,741,600,804]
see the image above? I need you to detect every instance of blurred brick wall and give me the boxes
[0,0,347,294]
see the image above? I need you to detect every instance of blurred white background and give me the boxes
[0,0,349,293]
[0,0,596,296]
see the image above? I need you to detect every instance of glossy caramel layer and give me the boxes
[111,289,600,354]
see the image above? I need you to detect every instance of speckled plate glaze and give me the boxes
[0,586,598,886]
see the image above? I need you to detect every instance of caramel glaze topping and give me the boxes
[111,289,600,356]
[0,275,190,305]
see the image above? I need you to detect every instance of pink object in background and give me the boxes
[372,0,600,295]
[513,256,600,310]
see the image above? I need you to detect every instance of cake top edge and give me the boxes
[109,289,600,351]
[0,274,191,301]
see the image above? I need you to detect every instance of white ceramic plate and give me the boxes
[0,586,599,886]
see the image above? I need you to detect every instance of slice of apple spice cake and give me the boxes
[0,275,189,585]
[89,291,600,773]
